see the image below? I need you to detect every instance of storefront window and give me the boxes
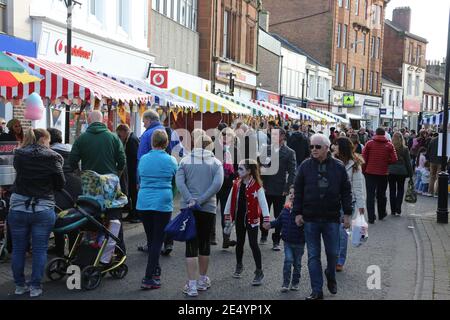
[0,0,6,33]
[415,75,420,96]
[117,0,130,33]
[144,0,149,38]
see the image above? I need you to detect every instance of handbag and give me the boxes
[405,178,417,204]
[164,208,197,242]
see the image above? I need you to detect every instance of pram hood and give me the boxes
[81,171,128,209]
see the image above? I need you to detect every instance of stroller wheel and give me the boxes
[81,266,102,290]
[110,264,128,279]
[46,258,69,281]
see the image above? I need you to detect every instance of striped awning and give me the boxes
[252,100,300,120]
[297,107,337,123]
[217,93,276,117]
[312,109,349,124]
[171,87,251,115]
[278,104,324,122]
[421,111,448,125]
[0,53,152,103]
[99,72,197,110]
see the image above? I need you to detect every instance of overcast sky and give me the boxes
[385,0,450,62]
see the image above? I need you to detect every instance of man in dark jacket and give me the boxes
[287,124,310,167]
[260,128,296,251]
[293,133,352,300]
[116,124,140,223]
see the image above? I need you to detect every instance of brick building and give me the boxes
[383,7,428,130]
[197,0,259,100]
[262,0,389,129]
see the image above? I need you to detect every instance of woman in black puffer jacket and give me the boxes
[9,128,65,298]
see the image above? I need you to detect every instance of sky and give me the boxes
[385,0,450,62]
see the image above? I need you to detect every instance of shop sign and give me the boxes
[256,90,280,105]
[404,99,421,112]
[55,39,93,61]
[343,93,355,107]
[364,99,381,108]
[379,108,387,115]
[216,63,257,87]
[150,70,169,89]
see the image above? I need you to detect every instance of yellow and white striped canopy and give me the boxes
[171,87,251,115]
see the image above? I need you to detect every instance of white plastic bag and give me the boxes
[351,214,369,247]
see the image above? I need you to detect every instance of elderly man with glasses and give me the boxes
[292,133,352,300]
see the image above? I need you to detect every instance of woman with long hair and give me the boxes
[9,128,65,297]
[388,132,413,216]
[332,137,365,272]
[224,159,270,285]
[0,119,24,143]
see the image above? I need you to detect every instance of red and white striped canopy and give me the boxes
[0,53,152,103]
[252,100,300,120]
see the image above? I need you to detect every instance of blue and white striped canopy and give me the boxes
[278,104,322,121]
[313,109,349,124]
[421,111,449,125]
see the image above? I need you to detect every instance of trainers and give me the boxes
[15,285,30,295]
[260,237,268,245]
[137,244,149,253]
[290,284,300,291]
[141,278,161,290]
[30,287,43,298]
[161,244,173,256]
[272,244,281,251]
[252,269,264,286]
[233,264,243,279]
[183,282,199,297]
[280,285,289,292]
[336,264,344,272]
[197,276,211,291]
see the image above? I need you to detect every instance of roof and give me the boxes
[425,73,447,95]
[269,33,325,67]
[424,81,441,95]
[385,20,428,44]
[382,76,402,88]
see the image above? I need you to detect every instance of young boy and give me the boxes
[263,186,305,292]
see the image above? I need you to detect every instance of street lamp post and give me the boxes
[437,9,450,225]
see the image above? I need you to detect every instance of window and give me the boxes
[409,43,413,63]
[0,0,5,34]
[338,0,343,7]
[354,30,358,53]
[152,0,159,11]
[117,0,129,32]
[362,33,366,55]
[223,10,230,58]
[337,24,342,48]
[407,73,412,95]
[382,89,385,104]
[417,45,421,65]
[144,0,149,38]
[341,63,346,87]
[317,76,323,98]
[309,75,316,98]
[355,0,359,15]
[389,89,393,106]
[343,24,348,49]
[369,71,373,92]
[181,0,186,25]
[375,72,379,93]
[345,0,349,9]
[90,0,96,15]
[415,75,420,96]
[396,91,400,107]
[376,37,381,59]
[364,0,368,19]
[335,64,340,86]
[360,69,365,90]
[370,36,375,58]
[351,67,356,89]
[246,25,255,66]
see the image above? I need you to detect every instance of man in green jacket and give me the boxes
[69,110,126,176]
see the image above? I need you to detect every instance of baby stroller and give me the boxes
[0,188,9,262]
[45,171,128,290]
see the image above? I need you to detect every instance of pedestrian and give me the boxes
[213,125,238,249]
[388,132,413,216]
[176,134,224,297]
[331,137,365,272]
[293,133,353,300]
[0,119,24,143]
[362,127,398,224]
[349,133,364,154]
[9,128,65,297]
[224,159,269,285]
[415,147,427,192]
[357,128,368,146]
[46,128,81,258]
[287,123,311,167]
[427,133,440,197]
[256,122,268,155]
[116,124,140,224]
[263,185,305,292]
[0,118,6,135]
[138,130,178,290]
[69,110,127,258]
[410,130,427,168]
[329,127,337,145]
[137,109,165,161]
[260,128,296,250]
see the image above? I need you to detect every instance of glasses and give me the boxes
[310,145,323,150]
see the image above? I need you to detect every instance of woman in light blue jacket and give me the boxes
[137,130,178,290]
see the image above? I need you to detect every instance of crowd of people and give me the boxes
[1,109,444,300]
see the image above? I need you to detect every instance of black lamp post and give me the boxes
[437,9,450,224]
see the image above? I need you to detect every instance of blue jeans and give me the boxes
[8,209,56,288]
[283,242,305,286]
[304,221,340,294]
[338,223,348,266]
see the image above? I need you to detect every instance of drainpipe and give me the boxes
[255,0,262,99]
[211,0,218,94]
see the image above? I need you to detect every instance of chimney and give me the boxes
[259,10,270,32]
[392,7,411,32]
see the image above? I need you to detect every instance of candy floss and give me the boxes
[24,92,44,121]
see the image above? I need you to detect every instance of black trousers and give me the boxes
[236,208,262,270]
[186,211,215,258]
[211,186,232,241]
[388,174,407,215]
[365,174,388,222]
[127,178,138,218]
[260,194,285,244]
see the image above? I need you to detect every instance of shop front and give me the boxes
[215,62,257,101]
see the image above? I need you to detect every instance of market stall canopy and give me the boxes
[347,114,364,120]
[0,52,44,87]
[0,53,152,103]
[421,111,448,125]
[312,109,349,124]
[278,104,326,122]
[99,72,197,110]
[171,87,251,115]
[252,100,300,120]
[297,107,337,124]
[217,93,277,117]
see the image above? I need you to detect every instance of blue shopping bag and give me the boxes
[164,208,197,242]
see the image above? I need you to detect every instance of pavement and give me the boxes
[0,193,448,300]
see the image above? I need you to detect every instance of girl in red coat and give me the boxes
[224,159,270,286]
